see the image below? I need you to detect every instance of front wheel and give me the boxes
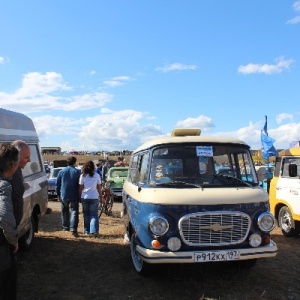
[278,206,298,237]
[19,216,36,251]
[130,233,153,276]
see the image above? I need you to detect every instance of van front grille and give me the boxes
[179,212,251,246]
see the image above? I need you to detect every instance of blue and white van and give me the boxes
[122,129,277,275]
[0,108,50,251]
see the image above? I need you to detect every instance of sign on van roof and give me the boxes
[0,108,39,142]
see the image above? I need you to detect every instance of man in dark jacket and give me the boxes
[7,140,31,300]
[56,156,81,237]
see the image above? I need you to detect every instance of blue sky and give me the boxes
[1,1,300,152]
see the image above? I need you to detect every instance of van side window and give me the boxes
[129,154,139,183]
[281,158,300,177]
[139,153,149,183]
[22,145,43,177]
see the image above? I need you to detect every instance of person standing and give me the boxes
[11,140,31,227]
[0,143,20,300]
[6,140,31,300]
[102,160,110,183]
[114,156,126,167]
[95,160,103,180]
[79,161,102,237]
[56,156,81,237]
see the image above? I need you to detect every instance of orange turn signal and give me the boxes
[262,235,270,245]
[151,240,161,249]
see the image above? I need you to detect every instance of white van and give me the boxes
[123,129,277,275]
[0,108,50,251]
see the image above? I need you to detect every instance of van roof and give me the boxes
[278,147,300,157]
[133,129,248,153]
[0,108,39,142]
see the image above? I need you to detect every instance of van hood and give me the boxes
[123,182,269,205]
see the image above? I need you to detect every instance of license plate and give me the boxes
[194,250,240,262]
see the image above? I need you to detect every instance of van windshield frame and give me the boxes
[148,144,259,188]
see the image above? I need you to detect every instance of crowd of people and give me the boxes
[55,156,127,238]
[0,149,128,299]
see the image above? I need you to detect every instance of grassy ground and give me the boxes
[17,201,300,300]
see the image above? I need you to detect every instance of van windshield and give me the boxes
[149,144,258,188]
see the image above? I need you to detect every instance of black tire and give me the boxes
[105,194,114,216]
[19,216,35,251]
[130,233,153,276]
[278,206,298,237]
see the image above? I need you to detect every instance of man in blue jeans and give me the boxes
[56,156,81,237]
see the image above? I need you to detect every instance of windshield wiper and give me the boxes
[213,174,251,187]
[155,181,201,188]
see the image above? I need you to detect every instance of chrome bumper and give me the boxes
[136,240,278,264]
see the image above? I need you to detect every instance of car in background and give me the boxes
[47,167,64,199]
[44,162,51,175]
[104,166,128,201]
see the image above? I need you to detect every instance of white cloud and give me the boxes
[276,113,294,124]
[0,71,113,113]
[103,76,133,87]
[32,108,300,152]
[175,115,215,130]
[287,1,300,24]
[213,120,300,150]
[0,57,5,64]
[77,109,162,151]
[89,70,96,75]
[294,1,300,11]
[33,115,86,139]
[238,57,294,75]
[287,16,300,24]
[17,72,71,97]
[155,63,198,73]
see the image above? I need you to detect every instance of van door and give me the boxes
[276,157,300,215]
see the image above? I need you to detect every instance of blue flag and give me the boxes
[261,116,278,159]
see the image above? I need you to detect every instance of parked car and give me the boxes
[104,166,128,200]
[0,108,51,251]
[48,167,64,199]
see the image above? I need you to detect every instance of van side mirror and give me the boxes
[289,164,298,177]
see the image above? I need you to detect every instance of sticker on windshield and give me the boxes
[196,146,213,157]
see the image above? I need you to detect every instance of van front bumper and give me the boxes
[136,240,277,264]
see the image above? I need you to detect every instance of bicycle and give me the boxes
[98,180,115,217]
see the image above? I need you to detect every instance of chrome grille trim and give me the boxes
[178,211,251,246]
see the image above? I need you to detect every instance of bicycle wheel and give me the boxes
[105,194,114,216]
[98,200,105,218]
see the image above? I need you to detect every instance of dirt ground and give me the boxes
[17,200,300,300]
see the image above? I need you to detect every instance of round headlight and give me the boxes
[167,237,181,251]
[149,216,169,236]
[257,212,275,232]
[249,233,262,247]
